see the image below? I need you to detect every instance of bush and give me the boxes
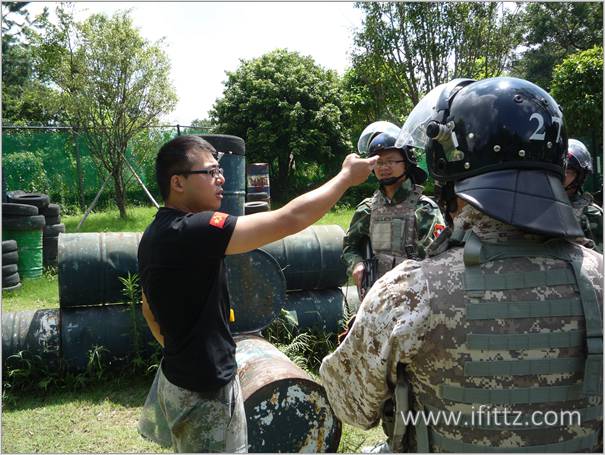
[3,151,49,193]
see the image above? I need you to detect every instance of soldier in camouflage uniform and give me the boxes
[321,77,603,452]
[343,122,445,299]
[564,139,603,252]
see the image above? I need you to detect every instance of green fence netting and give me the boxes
[2,126,210,212]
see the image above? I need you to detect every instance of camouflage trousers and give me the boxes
[139,365,248,453]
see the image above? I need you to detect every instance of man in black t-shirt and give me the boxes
[138,135,377,452]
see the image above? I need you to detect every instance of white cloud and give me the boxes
[24,2,363,125]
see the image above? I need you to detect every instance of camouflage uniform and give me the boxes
[321,204,603,452]
[138,366,248,453]
[342,178,445,275]
[570,192,603,253]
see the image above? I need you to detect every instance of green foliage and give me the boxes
[2,151,49,192]
[551,46,603,138]
[211,49,352,198]
[32,5,177,217]
[511,3,603,90]
[352,2,523,108]
[262,309,338,374]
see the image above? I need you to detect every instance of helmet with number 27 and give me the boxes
[399,76,582,237]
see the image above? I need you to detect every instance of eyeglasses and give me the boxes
[376,160,404,168]
[176,167,224,178]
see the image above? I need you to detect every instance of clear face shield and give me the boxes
[568,139,593,171]
[357,121,401,156]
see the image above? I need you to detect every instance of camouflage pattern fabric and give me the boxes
[321,204,603,451]
[139,366,248,453]
[342,178,445,275]
[571,192,603,253]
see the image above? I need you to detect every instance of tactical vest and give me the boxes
[400,231,603,452]
[369,185,422,277]
[571,193,603,246]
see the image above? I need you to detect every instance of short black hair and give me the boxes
[155,135,217,201]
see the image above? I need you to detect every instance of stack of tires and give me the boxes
[2,240,21,291]
[6,192,64,268]
[2,202,45,279]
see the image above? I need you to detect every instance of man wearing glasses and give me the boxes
[342,122,445,300]
[137,135,378,452]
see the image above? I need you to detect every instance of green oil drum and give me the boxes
[200,134,246,216]
[284,288,345,333]
[3,226,44,278]
[260,225,347,290]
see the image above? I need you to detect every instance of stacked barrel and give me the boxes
[245,163,271,214]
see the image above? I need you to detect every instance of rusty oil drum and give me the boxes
[260,225,347,291]
[235,334,341,452]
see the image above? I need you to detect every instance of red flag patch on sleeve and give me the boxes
[209,212,229,229]
[433,223,445,239]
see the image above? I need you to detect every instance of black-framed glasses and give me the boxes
[176,167,224,178]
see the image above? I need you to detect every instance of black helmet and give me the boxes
[368,132,428,184]
[357,121,400,156]
[566,138,593,191]
[401,76,582,237]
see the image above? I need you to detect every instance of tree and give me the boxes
[2,2,63,125]
[351,2,523,106]
[33,5,177,217]
[210,49,351,197]
[551,46,603,159]
[511,3,603,91]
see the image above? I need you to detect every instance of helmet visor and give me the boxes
[567,139,592,171]
[395,84,445,150]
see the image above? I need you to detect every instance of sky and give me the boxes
[24,2,364,125]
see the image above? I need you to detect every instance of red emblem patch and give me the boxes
[433,223,445,238]
[209,212,228,229]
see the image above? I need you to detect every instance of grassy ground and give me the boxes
[2,205,388,453]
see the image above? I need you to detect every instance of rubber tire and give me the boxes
[2,250,18,265]
[246,192,270,202]
[40,203,61,217]
[44,215,61,226]
[3,263,18,275]
[7,192,49,210]
[2,282,22,292]
[2,240,17,253]
[2,202,39,216]
[43,236,59,258]
[3,272,20,287]
[3,214,46,230]
[44,223,65,237]
[198,134,245,156]
[245,201,270,214]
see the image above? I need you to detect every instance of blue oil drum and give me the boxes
[247,163,270,196]
[200,134,245,216]
[2,309,60,363]
[284,288,344,333]
[260,225,347,291]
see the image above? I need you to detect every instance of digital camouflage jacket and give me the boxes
[321,205,603,452]
[571,192,603,253]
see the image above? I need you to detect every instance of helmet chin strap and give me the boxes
[378,173,406,187]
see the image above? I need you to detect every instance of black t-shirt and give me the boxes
[138,207,238,392]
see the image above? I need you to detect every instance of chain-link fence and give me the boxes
[2,125,210,213]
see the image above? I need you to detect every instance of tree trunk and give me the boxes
[112,167,128,219]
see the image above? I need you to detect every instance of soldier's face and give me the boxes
[564,169,577,196]
[374,149,406,180]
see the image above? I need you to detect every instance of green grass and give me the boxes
[62,206,158,233]
[2,269,59,312]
